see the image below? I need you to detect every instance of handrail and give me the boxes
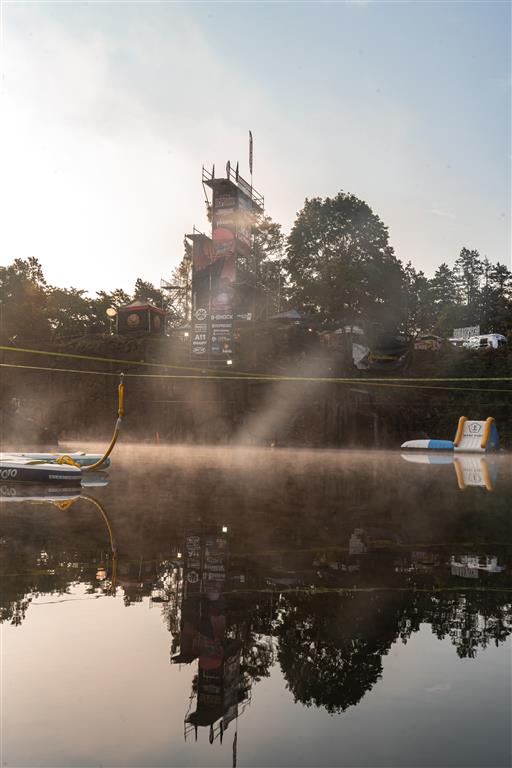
[202,165,264,210]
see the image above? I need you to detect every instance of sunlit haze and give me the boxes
[0,1,510,294]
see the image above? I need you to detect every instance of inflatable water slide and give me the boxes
[401,417,499,453]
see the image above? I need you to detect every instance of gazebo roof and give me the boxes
[117,301,166,316]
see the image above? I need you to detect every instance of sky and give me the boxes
[0,1,510,295]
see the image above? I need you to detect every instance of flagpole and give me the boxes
[249,130,253,191]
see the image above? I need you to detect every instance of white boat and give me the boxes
[1,451,110,468]
[0,455,82,485]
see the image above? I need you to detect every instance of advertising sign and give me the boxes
[453,325,480,340]
[211,186,237,358]
[190,235,213,357]
[194,170,259,361]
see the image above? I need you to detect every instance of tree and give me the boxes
[284,193,403,329]
[482,262,512,334]
[429,262,463,335]
[133,278,165,307]
[277,591,404,714]
[454,248,484,308]
[90,288,131,333]
[46,286,95,339]
[401,262,435,337]
[0,257,50,342]
[236,214,285,319]
[157,238,193,329]
[430,263,459,308]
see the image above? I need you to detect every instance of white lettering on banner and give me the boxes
[0,468,18,480]
[453,325,480,339]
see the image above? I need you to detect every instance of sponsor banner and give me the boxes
[213,193,238,210]
[194,180,256,360]
[210,313,234,356]
[191,235,213,309]
[453,325,480,340]
[192,308,209,357]
[237,193,253,256]
[211,188,237,357]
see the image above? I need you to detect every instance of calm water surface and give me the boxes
[1,447,511,767]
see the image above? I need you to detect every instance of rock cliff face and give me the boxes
[1,335,510,448]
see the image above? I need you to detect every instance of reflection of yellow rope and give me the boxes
[53,498,79,511]
[82,373,124,471]
[81,494,117,592]
[51,493,117,589]
[80,494,117,556]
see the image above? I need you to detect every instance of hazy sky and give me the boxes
[1,1,510,294]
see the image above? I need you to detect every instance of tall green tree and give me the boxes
[454,247,484,308]
[430,263,459,308]
[0,257,50,342]
[133,278,165,307]
[46,286,95,339]
[401,263,435,337]
[479,261,512,334]
[237,214,285,319]
[284,193,403,328]
[164,238,192,327]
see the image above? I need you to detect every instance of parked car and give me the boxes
[414,334,444,351]
[448,337,466,348]
[464,334,507,349]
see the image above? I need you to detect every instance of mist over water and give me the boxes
[1,446,511,767]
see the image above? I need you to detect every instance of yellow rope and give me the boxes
[1,362,511,394]
[1,343,511,383]
[82,373,124,471]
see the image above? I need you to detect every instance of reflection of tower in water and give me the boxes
[171,525,251,749]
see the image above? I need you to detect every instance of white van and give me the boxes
[464,334,507,350]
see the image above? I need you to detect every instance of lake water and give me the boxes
[1,446,511,767]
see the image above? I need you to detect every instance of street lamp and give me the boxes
[106,306,117,334]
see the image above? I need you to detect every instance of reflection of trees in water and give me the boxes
[276,588,512,713]
[2,485,512,722]
[276,592,408,714]
[403,592,512,659]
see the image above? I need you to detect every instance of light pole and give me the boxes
[106,306,117,335]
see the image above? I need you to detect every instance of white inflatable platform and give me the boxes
[401,417,499,454]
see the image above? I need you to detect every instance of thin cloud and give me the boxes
[430,209,456,220]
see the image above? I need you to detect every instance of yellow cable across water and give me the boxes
[1,343,511,383]
[1,362,511,394]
